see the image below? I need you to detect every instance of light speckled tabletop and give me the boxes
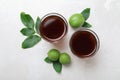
[0,0,120,80]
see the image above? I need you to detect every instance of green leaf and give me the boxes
[35,17,41,34]
[22,35,41,49]
[20,28,35,36]
[44,57,52,63]
[53,61,62,73]
[81,8,90,20]
[83,22,92,28]
[20,12,34,29]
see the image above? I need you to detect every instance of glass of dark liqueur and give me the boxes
[70,28,100,58]
[39,13,68,43]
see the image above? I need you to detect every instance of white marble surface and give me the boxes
[0,0,120,80]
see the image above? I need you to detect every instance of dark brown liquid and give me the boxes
[39,15,67,41]
[70,31,97,57]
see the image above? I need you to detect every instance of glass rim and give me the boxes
[70,28,100,58]
[39,13,68,42]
